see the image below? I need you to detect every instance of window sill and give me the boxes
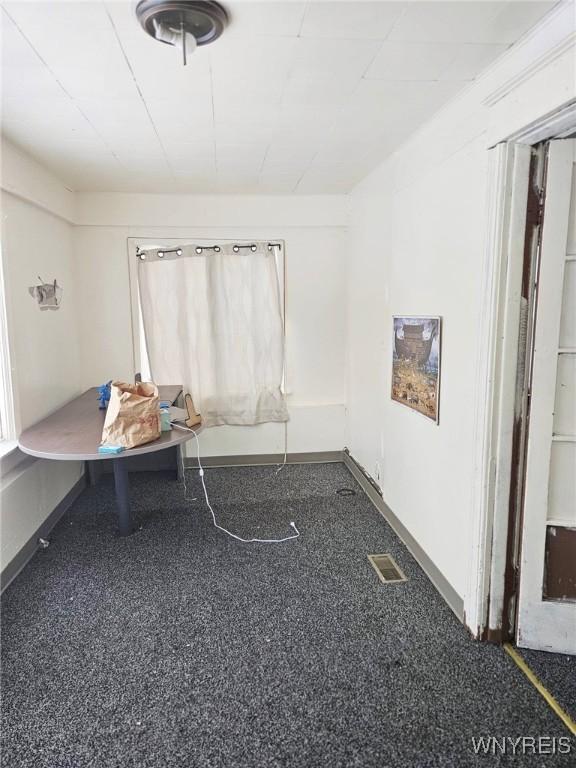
[0,439,18,460]
[0,440,32,480]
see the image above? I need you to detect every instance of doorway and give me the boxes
[513,139,576,655]
[471,132,576,654]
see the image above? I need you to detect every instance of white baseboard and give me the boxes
[184,450,343,468]
[343,449,464,623]
[1,474,86,593]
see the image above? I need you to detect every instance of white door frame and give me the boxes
[466,104,576,640]
[465,142,532,639]
[516,139,575,654]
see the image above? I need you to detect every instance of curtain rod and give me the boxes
[136,242,282,259]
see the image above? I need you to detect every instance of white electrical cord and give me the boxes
[275,422,288,475]
[171,423,300,544]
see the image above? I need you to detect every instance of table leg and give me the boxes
[86,460,101,487]
[112,458,133,536]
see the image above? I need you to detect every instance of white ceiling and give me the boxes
[0,1,557,194]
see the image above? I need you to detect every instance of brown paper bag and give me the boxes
[101,381,161,449]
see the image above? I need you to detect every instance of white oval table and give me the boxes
[18,386,198,536]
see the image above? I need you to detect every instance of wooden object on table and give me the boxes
[184,393,202,428]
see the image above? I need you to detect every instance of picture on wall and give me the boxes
[392,316,441,423]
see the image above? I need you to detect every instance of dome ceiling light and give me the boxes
[135,0,228,65]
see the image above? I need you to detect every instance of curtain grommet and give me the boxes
[233,245,239,253]
[251,244,257,252]
[157,251,165,258]
[195,246,203,254]
[176,249,182,256]
[214,246,221,253]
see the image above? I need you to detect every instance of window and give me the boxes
[0,249,15,443]
[129,239,287,427]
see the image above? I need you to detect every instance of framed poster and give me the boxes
[391,316,441,423]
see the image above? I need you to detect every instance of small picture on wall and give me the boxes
[392,316,441,423]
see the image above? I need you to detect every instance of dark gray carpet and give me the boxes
[1,463,573,767]
[517,648,576,721]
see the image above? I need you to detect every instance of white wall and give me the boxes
[1,1,573,606]
[73,197,349,456]
[1,137,75,223]
[1,140,83,571]
[2,193,82,430]
[0,139,349,575]
[346,2,575,601]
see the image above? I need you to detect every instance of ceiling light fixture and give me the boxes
[135,0,228,65]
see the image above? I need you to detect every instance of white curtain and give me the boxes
[137,242,288,427]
